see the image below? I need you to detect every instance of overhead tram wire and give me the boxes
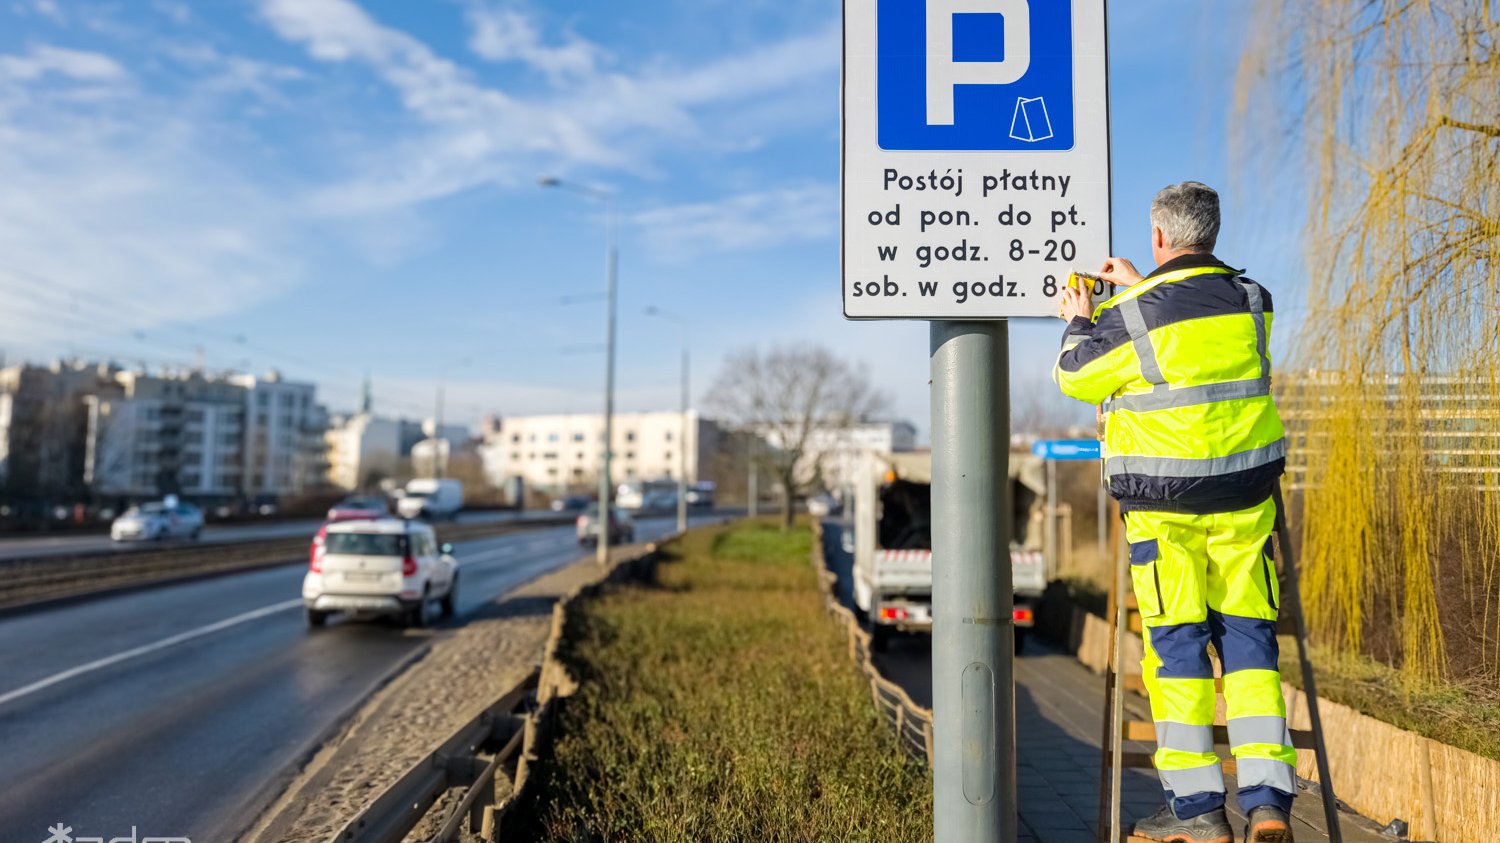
[0,267,365,386]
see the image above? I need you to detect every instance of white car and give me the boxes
[110,501,204,542]
[302,519,458,628]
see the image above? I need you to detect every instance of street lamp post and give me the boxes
[645,306,689,534]
[433,356,472,480]
[540,176,617,566]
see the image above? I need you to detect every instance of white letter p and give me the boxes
[925,0,1030,126]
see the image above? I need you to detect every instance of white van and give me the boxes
[302,519,458,628]
[397,478,463,520]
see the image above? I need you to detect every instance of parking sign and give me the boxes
[843,0,1111,319]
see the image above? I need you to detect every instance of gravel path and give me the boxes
[240,548,636,843]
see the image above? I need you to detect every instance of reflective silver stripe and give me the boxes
[1157,763,1226,796]
[1062,336,1085,352]
[1235,757,1297,794]
[1240,280,1270,378]
[1106,438,1286,478]
[1109,377,1272,413]
[1228,715,1293,749]
[1117,297,1166,386]
[1156,722,1215,754]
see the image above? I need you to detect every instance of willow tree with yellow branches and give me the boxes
[1235,1,1500,688]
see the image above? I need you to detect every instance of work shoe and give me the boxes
[1130,805,1233,843]
[1244,805,1295,842]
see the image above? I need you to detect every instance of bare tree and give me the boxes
[706,343,889,530]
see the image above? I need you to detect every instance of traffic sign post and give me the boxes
[1032,439,1105,581]
[842,2,1110,840]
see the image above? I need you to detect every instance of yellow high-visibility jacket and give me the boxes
[1054,253,1285,513]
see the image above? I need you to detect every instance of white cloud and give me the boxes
[464,3,600,81]
[0,44,126,82]
[0,45,304,349]
[256,0,839,214]
[632,185,837,263]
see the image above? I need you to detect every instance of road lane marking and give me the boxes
[0,598,303,708]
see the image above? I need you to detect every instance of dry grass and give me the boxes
[512,519,933,842]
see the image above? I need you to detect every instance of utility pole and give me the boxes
[930,321,1015,842]
[747,439,759,518]
[540,176,618,566]
[434,381,445,480]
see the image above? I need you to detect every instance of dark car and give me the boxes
[550,494,591,513]
[327,495,389,522]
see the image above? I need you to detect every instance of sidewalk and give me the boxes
[875,635,1390,842]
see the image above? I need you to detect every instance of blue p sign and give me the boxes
[878,0,1074,151]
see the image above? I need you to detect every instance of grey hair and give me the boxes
[1150,182,1220,252]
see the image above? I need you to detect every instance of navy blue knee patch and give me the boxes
[1208,610,1280,673]
[1151,621,1214,679]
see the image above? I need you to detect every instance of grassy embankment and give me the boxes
[515,519,932,841]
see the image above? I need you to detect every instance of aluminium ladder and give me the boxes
[1096,485,1345,843]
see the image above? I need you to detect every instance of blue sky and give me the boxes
[0,0,1304,437]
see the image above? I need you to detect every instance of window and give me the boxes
[665,431,673,441]
[664,451,673,462]
[548,433,559,443]
[625,431,636,442]
[543,452,558,460]
[528,433,537,443]
[624,451,635,460]
[572,432,584,442]
[511,452,521,461]
[511,434,521,444]
[326,532,408,556]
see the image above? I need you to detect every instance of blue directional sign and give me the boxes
[1031,439,1101,460]
[878,0,1074,151]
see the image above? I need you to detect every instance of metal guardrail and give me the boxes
[329,672,538,843]
[811,524,934,764]
[0,518,574,610]
[326,540,672,843]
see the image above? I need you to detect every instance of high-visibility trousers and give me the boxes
[1125,496,1298,819]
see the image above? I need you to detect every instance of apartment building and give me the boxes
[479,411,721,495]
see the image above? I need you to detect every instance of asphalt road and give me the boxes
[0,508,547,562]
[0,513,701,843]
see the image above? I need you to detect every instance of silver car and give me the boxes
[111,501,204,542]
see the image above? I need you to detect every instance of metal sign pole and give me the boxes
[1046,457,1058,579]
[931,320,1015,842]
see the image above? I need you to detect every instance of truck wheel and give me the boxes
[306,609,328,629]
[1014,628,1027,656]
[869,621,893,653]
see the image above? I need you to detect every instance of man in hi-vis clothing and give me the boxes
[1055,182,1297,843]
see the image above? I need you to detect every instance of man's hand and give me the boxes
[1058,284,1092,322]
[1098,256,1145,287]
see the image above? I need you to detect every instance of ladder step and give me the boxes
[1119,754,1241,775]
[1122,674,1224,693]
[1122,721,1318,750]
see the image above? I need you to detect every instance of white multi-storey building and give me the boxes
[324,413,403,491]
[231,373,326,499]
[479,411,720,495]
[84,371,249,500]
